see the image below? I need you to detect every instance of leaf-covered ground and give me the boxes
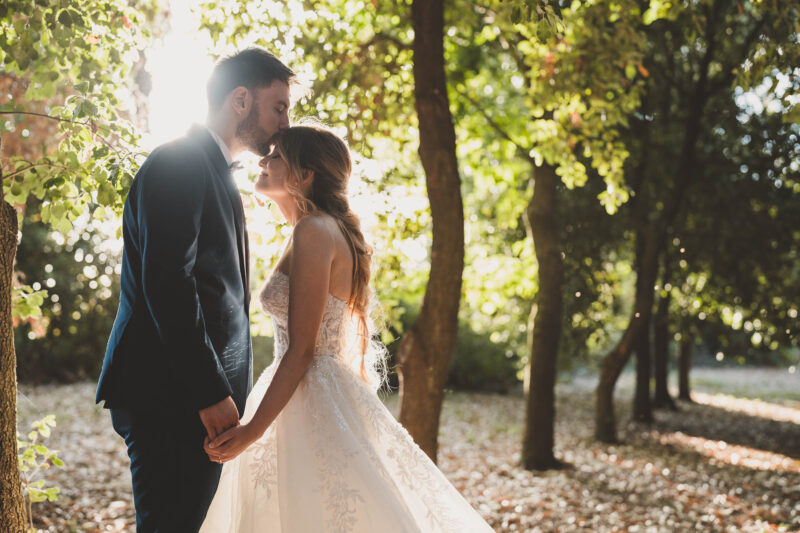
[16,367,800,532]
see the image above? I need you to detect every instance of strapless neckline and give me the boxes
[260,268,351,362]
[269,270,349,307]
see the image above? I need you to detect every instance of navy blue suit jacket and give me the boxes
[96,125,252,415]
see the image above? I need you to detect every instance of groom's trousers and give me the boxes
[111,408,222,533]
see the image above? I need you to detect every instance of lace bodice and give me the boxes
[205,274,495,533]
[259,270,350,362]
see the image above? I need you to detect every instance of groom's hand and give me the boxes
[198,396,239,439]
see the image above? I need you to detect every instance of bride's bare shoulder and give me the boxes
[291,215,336,257]
[293,213,335,234]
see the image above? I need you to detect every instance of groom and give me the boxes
[96,48,294,532]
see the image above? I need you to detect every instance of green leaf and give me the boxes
[96,182,117,206]
[56,217,72,234]
[511,6,522,24]
[50,202,66,221]
[72,100,84,120]
[28,490,48,503]
[57,9,72,28]
[83,99,98,117]
[43,177,66,189]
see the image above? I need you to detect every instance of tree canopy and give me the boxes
[2,2,799,525]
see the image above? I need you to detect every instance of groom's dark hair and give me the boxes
[206,48,295,112]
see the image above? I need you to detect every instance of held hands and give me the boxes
[204,423,259,463]
[198,395,239,441]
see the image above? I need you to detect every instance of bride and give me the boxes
[200,124,494,533]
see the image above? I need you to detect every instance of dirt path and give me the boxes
[17,367,800,532]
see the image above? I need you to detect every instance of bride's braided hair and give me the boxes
[272,124,383,386]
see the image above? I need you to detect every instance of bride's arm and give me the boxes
[206,216,334,461]
[248,216,335,434]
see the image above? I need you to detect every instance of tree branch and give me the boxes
[661,0,723,231]
[0,110,90,127]
[2,162,74,181]
[455,87,533,162]
[659,22,688,100]
[0,110,139,160]
[360,31,412,52]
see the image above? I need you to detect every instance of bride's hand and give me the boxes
[204,423,259,463]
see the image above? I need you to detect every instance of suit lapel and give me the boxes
[189,126,250,309]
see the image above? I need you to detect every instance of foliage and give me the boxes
[499,0,565,31]
[11,285,48,324]
[252,335,276,378]
[557,177,634,366]
[619,0,800,367]
[449,323,521,393]
[1,0,152,214]
[3,0,798,393]
[196,0,437,351]
[389,303,521,392]
[17,415,64,531]
[447,0,649,374]
[14,200,121,381]
[1,0,156,329]
[668,100,800,365]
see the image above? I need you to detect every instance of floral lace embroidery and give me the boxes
[343,366,464,531]
[260,270,349,361]
[248,271,488,533]
[248,430,277,497]
[310,397,365,531]
[261,273,366,530]
[246,367,279,497]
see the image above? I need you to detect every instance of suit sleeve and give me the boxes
[137,147,233,412]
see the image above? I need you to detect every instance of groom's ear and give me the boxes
[229,86,251,116]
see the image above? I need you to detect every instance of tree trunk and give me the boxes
[632,313,653,423]
[678,337,693,401]
[632,214,657,423]
[595,228,660,443]
[397,0,465,462]
[521,163,563,471]
[595,0,721,442]
[0,171,26,531]
[653,275,676,409]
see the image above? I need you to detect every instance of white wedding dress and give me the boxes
[201,270,494,532]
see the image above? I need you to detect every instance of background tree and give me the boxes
[652,254,675,409]
[667,88,800,384]
[446,0,647,469]
[14,201,122,382]
[595,0,800,442]
[0,1,154,526]
[391,0,465,460]
[4,3,798,526]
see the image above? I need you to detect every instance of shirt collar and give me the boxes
[204,125,234,167]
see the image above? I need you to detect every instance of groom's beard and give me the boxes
[236,102,271,156]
